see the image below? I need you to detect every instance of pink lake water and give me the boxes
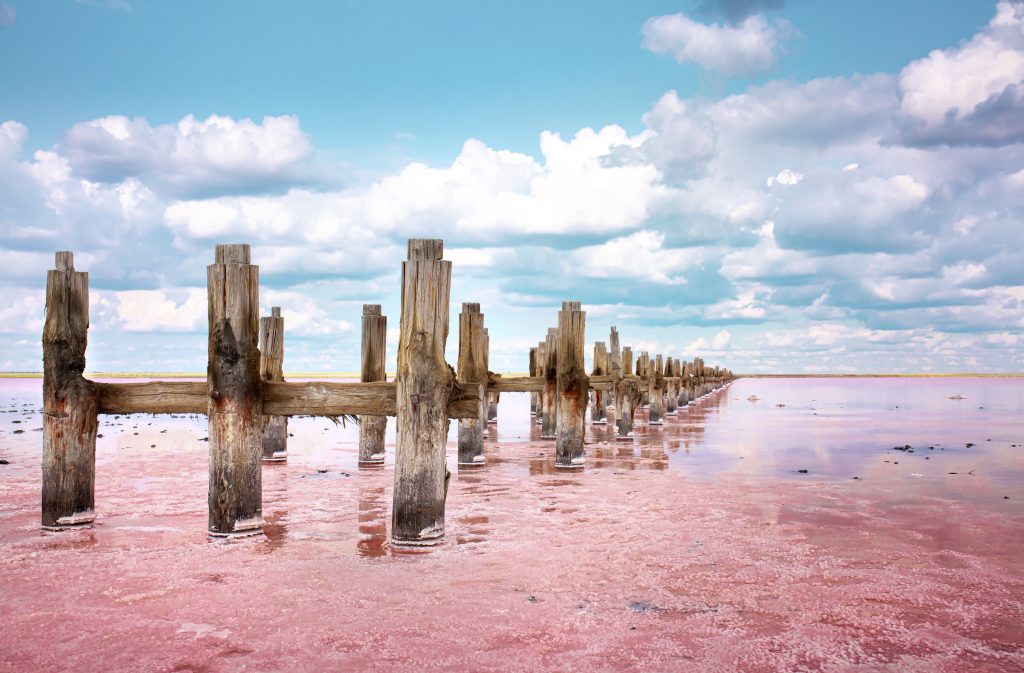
[0,377,1022,672]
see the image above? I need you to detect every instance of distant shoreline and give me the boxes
[1,372,1021,379]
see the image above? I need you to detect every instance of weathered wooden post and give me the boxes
[535,340,546,426]
[590,341,607,424]
[639,352,651,408]
[555,301,588,467]
[529,346,539,415]
[681,360,692,406]
[207,243,263,537]
[358,304,388,465]
[541,327,558,439]
[392,239,453,546]
[615,346,639,440]
[457,302,487,465]
[41,251,99,530]
[260,307,288,463]
[485,329,499,424]
[608,327,621,411]
[647,354,663,425]
[665,357,678,416]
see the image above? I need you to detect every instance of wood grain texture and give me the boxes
[97,381,207,414]
[615,346,641,439]
[529,346,539,415]
[541,328,558,438]
[649,354,665,425]
[555,302,587,467]
[359,304,388,464]
[260,307,287,461]
[92,380,482,419]
[457,302,486,464]
[207,245,263,536]
[591,341,607,424]
[392,240,454,545]
[42,252,98,529]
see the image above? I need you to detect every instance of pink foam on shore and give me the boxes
[0,378,1022,672]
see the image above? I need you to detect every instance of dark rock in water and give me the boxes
[628,601,662,613]
[852,476,861,480]
[0,459,9,464]
[12,429,24,434]
[966,443,975,448]
[797,469,808,474]
[892,445,913,452]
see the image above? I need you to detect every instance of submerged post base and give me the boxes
[42,510,96,531]
[262,452,288,463]
[391,534,444,548]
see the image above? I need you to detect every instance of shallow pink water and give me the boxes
[1,377,1022,672]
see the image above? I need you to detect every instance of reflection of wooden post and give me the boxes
[261,307,287,462]
[555,302,587,468]
[208,244,263,537]
[392,239,453,546]
[358,304,388,465]
[649,354,664,425]
[529,346,539,415]
[590,341,607,424]
[41,251,99,530]
[541,327,558,439]
[615,346,639,440]
[457,302,486,465]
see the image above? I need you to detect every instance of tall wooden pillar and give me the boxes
[528,346,539,415]
[392,239,453,546]
[260,306,287,462]
[615,346,639,440]
[649,354,665,425]
[590,341,607,424]
[608,327,621,411]
[665,357,678,416]
[41,251,99,530]
[485,328,499,424]
[207,243,263,537]
[541,327,558,439]
[457,302,486,465]
[555,301,587,468]
[535,340,546,426]
[358,304,388,465]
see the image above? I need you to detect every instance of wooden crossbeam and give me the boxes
[95,380,483,420]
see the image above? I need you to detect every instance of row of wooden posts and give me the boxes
[40,241,733,545]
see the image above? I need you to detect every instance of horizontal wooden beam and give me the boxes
[95,380,483,420]
[489,376,544,392]
[97,381,207,414]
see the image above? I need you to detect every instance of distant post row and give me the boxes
[40,241,733,547]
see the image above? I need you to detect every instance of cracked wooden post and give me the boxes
[260,306,287,463]
[392,239,453,546]
[681,360,692,407]
[485,328,499,424]
[358,304,388,466]
[649,354,665,425]
[555,301,587,468]
[640,352,651,408]
[615,346,639,441]
[457,302,486,465]
[541,327,558,439]
[666,357,678,417]
[41,251,99,530]
[608,327,621,413]
[207,243,263,537]
[535,340,546,426]
[590,341,607,424]
[529,346,539,416]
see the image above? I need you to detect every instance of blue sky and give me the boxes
[1,0,1022,373]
